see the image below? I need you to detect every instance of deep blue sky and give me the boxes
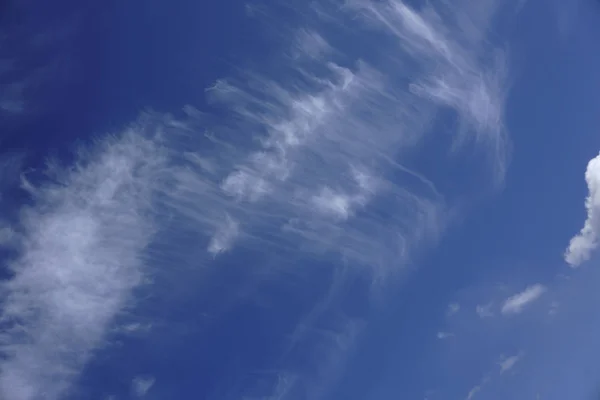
[1,1,600,400]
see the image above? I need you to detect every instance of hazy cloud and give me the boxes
[447,303,460,316]
[476,303,494,318]
[467,385,482,400]
[437,331,454,339]
[207,214,239,256]
[131,376,155,397]
[499,353,522,374]
[465,374,492,400]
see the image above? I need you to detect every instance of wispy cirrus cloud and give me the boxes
[0,0,522,398]
[463,351,522,400]
[565,152,600,267]
[131,376,155,398]
[501,284,546,315]
[465,374,491,400]
[350,0,511,183]
[0,133,168,400]
[199,0,517,395]
[499,353,522,374]
[466,384,482,400]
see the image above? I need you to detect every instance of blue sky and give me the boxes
[1,0,600,399]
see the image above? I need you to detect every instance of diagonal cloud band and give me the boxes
[0,0,521,398]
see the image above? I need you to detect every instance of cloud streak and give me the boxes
[351,0,511,183]
[501,284,546,315]
[499,353,522,374]
[0,0,521,398]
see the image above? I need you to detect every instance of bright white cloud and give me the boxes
[501,284,546,315]
[565,152,600,267]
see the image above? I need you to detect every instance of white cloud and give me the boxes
[0,133,167,400]
[311,188,355,221]
[353,0,511,184]
[501,284,546,315]
[447,302,460,316]
[197,0,516,286]
[499,353,522,374]
[476,303,494,318]
[565,152,600,267]
[293,29,332,59]
[131,376,155,397]
[207,214,239,256]
[465,374,492,400]
[463,352,521,400]
[0,0,522,398]
[437,331,454,339]
[466,385,481,400]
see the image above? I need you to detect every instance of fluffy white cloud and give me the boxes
[501,284,546,315]
[565,152,600,267]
